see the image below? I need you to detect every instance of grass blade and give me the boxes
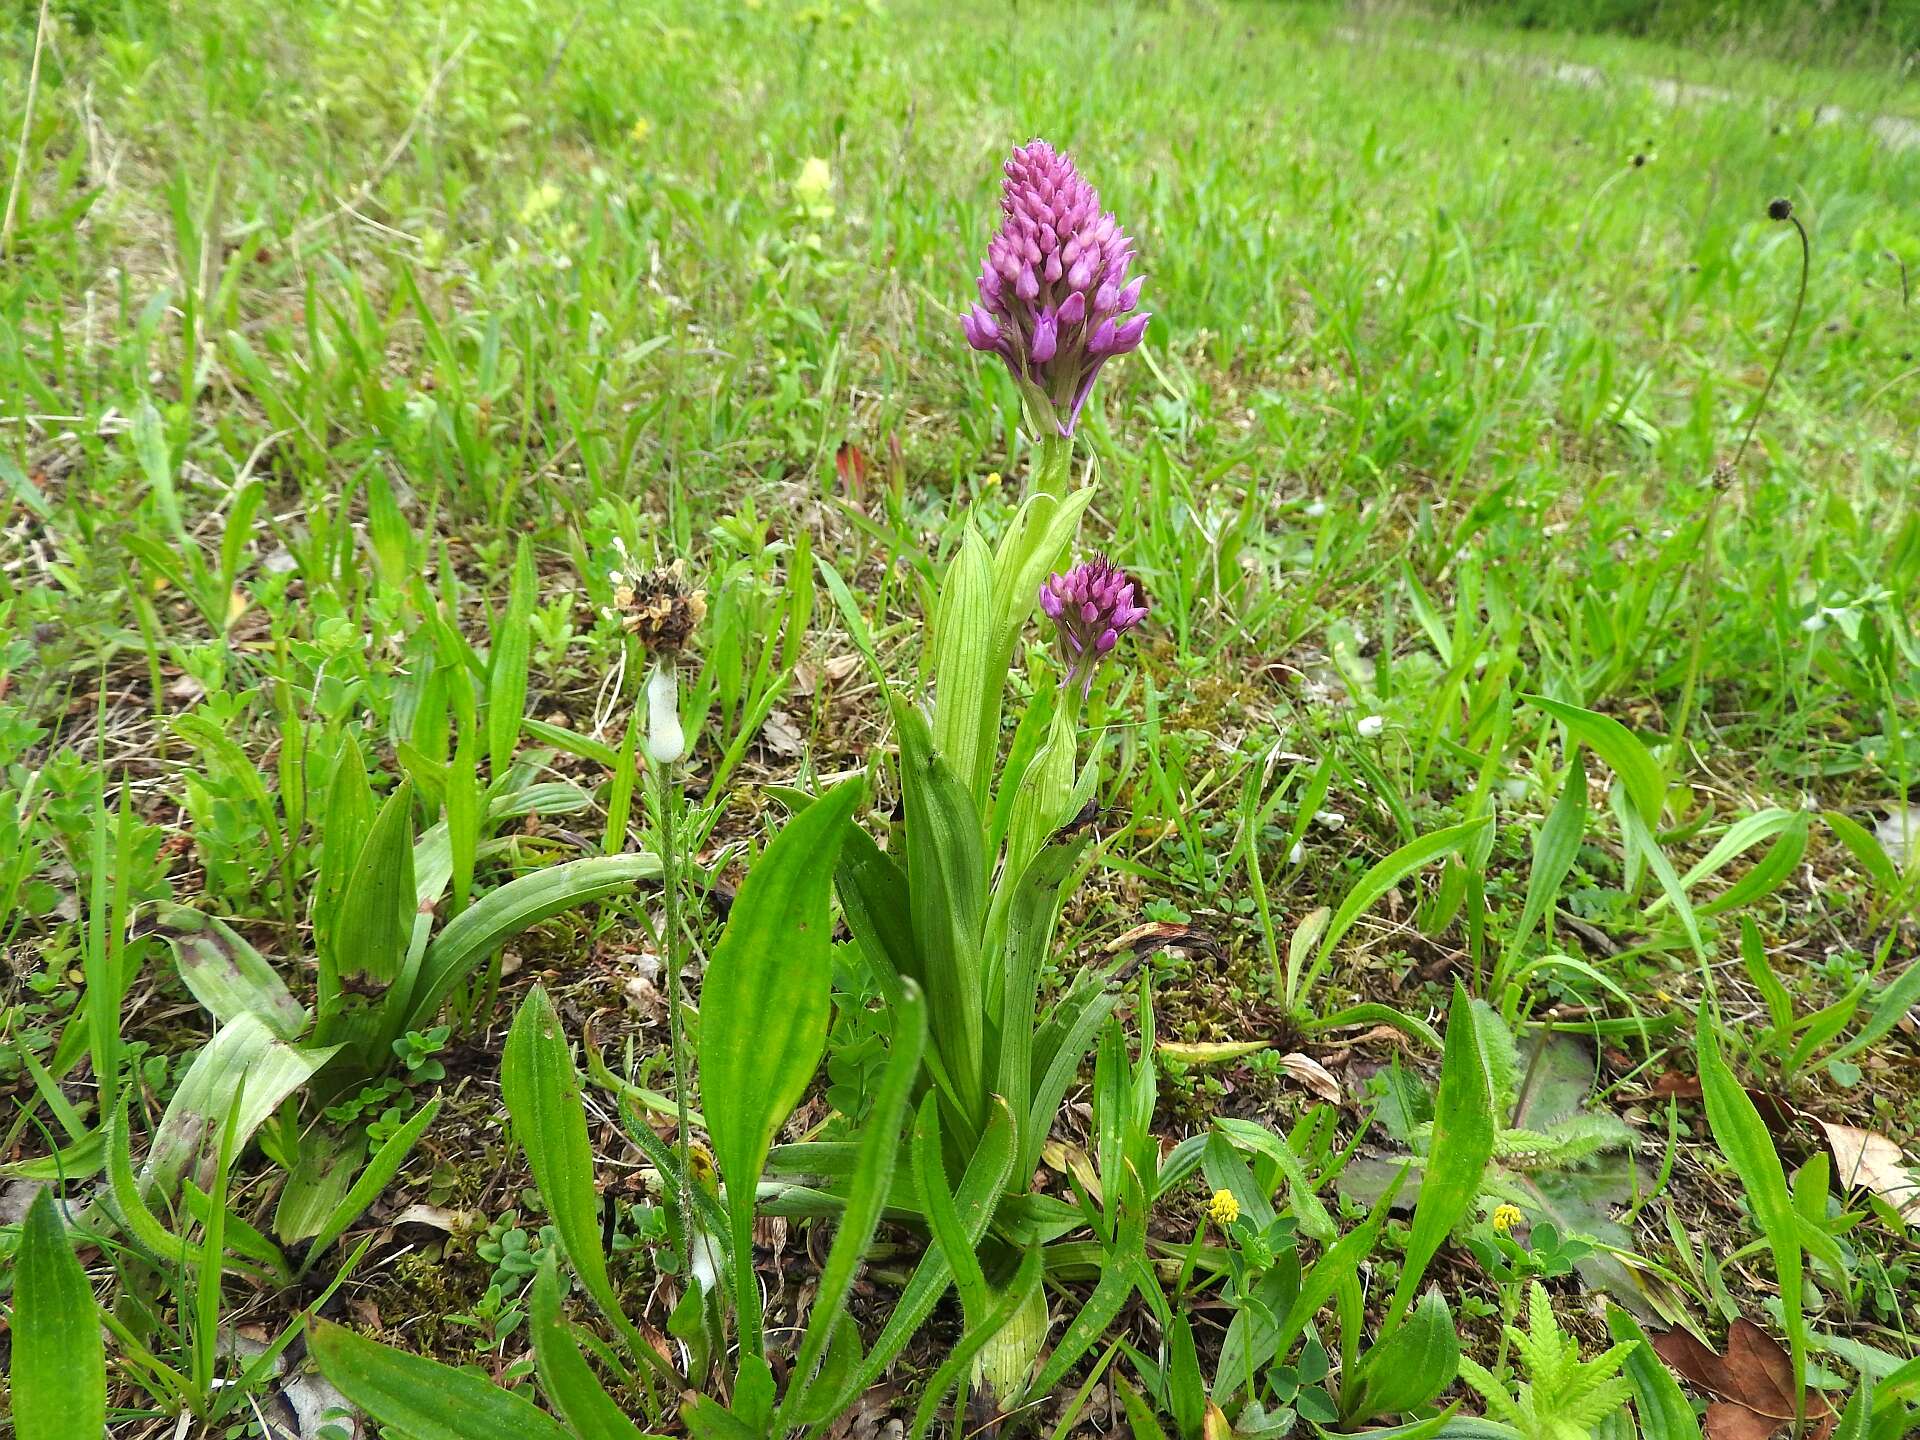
[1301,818,1490,1007]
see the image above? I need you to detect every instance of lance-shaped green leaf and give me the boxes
[1388,983,1494,1327]
[311,1321,574,1440]
[801,1102,1016,1435]
[1509,760,1587,959]
[1697,1009,1806,1422]
[1351,1288,1461,1420]
[530,1251,653,1440]
[11,1189,106,1440]
[1299,818,1490,1009]
[834,824,916,1010]
[488,537,536,779]
[701,777,865,1360]
[316,781,416,1049]
[401,853,659,1034]
[930,526,997,812]
[1525,695,1665,825]
[504,986,650,1364]
[301,1098,442,1266]
[989,830,1090,1138]
[315,732,376,959]
[778,982,927,1429]
[1604,1307,1701,1440]
[908,1246,1045,1440]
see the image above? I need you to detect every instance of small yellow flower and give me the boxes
[630,117,653,144]
[793,156,835,219]
[1491,1204,1524,1234]
[984,471,1003,487]
[1206,1188,1240,1228]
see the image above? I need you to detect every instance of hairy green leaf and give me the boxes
[504,985,648,1361]
[530,1251,652,1440]
[12,1189,106,1440]
[311,1321,574,1440]
[701,778,864,1359]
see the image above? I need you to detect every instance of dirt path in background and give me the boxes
[1335,25,1920,151]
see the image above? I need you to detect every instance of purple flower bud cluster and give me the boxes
[961,140,1150,437]
[1039,557,1149,697]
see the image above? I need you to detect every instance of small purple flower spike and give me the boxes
[1039,556,1149,697]
[962,140,1150,437]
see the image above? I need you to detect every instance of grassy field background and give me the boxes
[3,0,1919,1434]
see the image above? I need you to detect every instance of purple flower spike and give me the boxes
[1039,556,1149,697]
[962,140,1149,437]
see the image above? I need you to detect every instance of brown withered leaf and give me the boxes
[1702,1403,1786,1440]
[1642,1073,1800,1134]
[1650,1319,1831,1439]
[1106,920,1221,962]
[1817,1120,1920,1225]
[1277,1051,1343,1104]
[761,708,804,758]
[1040,1139,1102,1202]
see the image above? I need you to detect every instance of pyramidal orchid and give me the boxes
[962,140,1149,439]
[1040,556,1148,698]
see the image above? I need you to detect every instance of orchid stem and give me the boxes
[1034,429,1073,500]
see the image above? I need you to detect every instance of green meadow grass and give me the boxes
[3,0,1918,1429]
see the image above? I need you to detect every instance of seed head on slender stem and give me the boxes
[1735,197,1810,472]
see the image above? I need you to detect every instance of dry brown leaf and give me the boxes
[1105,920,1221,961]
[1040,1139,1102,1201]
[389,1203,480,1234]
[1349,1023,1416,1051]
[1703,1402,1785,1440]
[761,708,804,758]
[1651,1318,1829,1439]
[1817,1120,1920,1225]
[753,1214,789,1256]
[1277,1051,1343,1104]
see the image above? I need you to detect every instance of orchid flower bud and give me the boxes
[1039,556,1149,698]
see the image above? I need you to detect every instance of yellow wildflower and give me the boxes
[1491,1204,1524,1234]
[793,156,835,220]
[1206,1188,1240,1228]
